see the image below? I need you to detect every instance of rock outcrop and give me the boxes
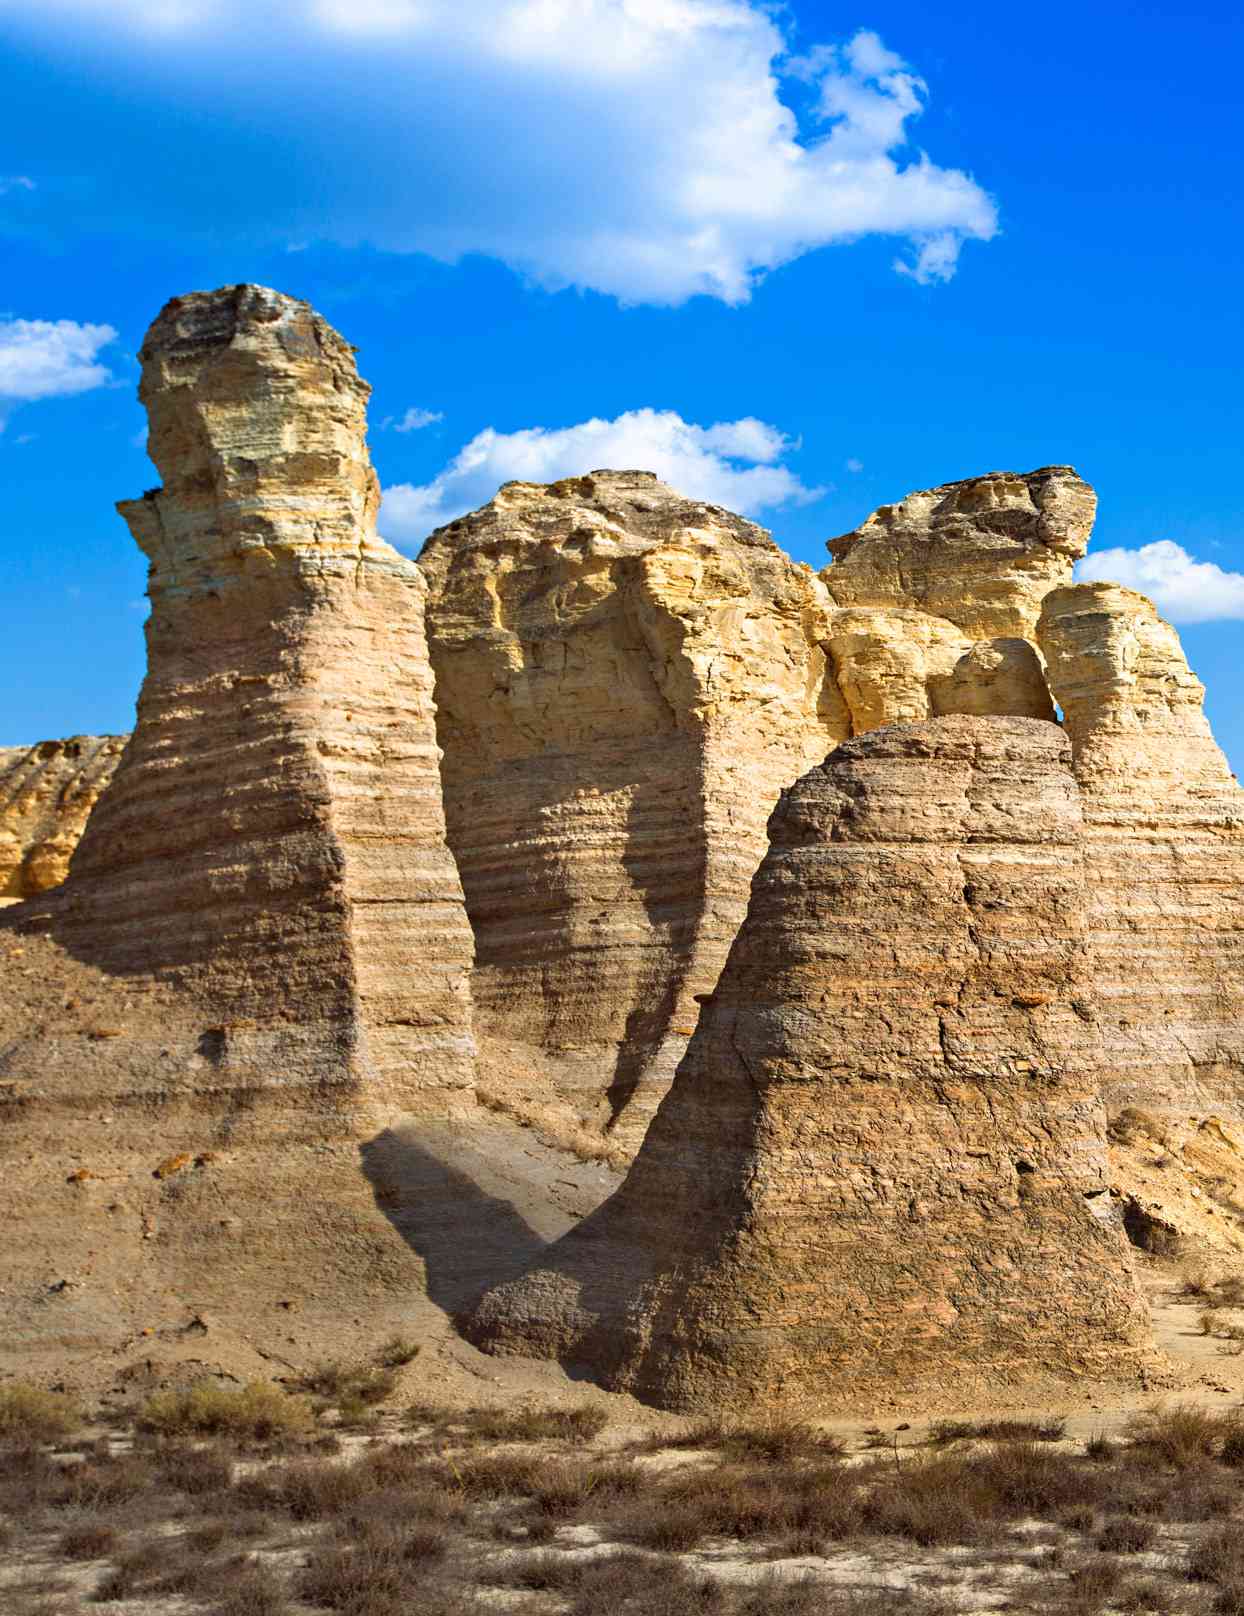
[419,472,845,1144]
[0,734,127,900]
[0,285,477,1367]
[823,466,1096,639]
[1038,582,1244,1117]
[470,717,1149,1411]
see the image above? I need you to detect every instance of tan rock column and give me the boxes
[1038,582,1244,1117]
[3,284,476,1119]
[419,471,843,1147]
[469,717,1148,1413]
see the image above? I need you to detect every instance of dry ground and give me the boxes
[9,1377,1244,1614]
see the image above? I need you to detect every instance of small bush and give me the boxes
[445,1402,609,1443]
[296,1363,396,1409]
[1189,1525,1244,1586]
[0,1382,81,1444]
[58,1520,116,1559]
[1097,1516,1157,1553]
[139,1380,314,1443]
[375,1336,421,1369]
[1126,1403,1244,1467]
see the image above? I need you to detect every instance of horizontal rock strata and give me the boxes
[470,717,1149,1411]
[1039,582,1244,1117]
[0,285,477,1366]
[0,734,127,900]
[824,465,1096,639]
[419,472,846,1144]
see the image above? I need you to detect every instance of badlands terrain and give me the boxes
[3,284,1244,1614]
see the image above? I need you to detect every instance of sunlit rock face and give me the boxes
[0,286,477,1368]
[1039,581,1244,1119]
[0,735,127,900]
[419,470,846,1147]
[469,716,1149,1413]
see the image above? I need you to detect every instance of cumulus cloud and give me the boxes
[1076,541,1244,625]
[381,407,823,544]
[385,406,443,433]
[0,1,998,305]
[0,317,117,427]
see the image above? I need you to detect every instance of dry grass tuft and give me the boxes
[0,1381,82,1444]
[139,1379,315,1443]
[928,1416,1066,1445]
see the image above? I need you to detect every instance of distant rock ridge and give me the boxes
[0,734,127,901]
[469,717,1151,1410]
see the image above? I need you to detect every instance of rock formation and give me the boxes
[823,466,1096,639]
[419,472,845,1144]
[419,466,1100,1151]
[0,285,477,1367]
[1038,582,1244,1117]
[470,717,1149,1411]
[0,734,126,900]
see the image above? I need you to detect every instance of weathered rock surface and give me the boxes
[824,610,1055,733]
[0,734,127,900]
[824,466,1096,639]
[419,471,845,1144]
[1039,582,1244,1117]
[470,717,1149,1411]
[0,285,477,1368]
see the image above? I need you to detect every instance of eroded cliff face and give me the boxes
[418,471,845,1144]
[469,717,1150,1411]
[1039,582,1244,1118]
[0,735,127,900]
[0,285,477,1367]
[823,466,1096,639]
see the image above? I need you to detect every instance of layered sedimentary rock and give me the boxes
[0,734,127,899]
[0,285,476,1365]
[824,610,1054,733]
[470,717,1148,1411]
[419,472,845,1142]
[823,466,1096,639]
[1038,582,1244,1116]
[420,466,1098,1150]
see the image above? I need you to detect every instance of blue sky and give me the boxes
[1,0,1241,771]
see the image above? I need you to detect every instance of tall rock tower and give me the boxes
[0,287,476,1362]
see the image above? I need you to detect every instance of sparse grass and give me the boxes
[1125,1403,1244,1467]
[295,1362,397,1411]
[405,1399,609,1443]
[139,1380,315,1443]
[375,1335,421,1369]
[928,1416,1066,1445]
[57,1519,117,1559]
[1097,1515,1158,1553]
[638,1417,844,1464]
[0,1381,82,1444]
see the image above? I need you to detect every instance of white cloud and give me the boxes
[381,407,823,544]
[1,2,998,306]
[845,456,864,472]
[1076,541,1244,625]
[0,318,117,427]
[386,406,443,433]
[0,175,35,195]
